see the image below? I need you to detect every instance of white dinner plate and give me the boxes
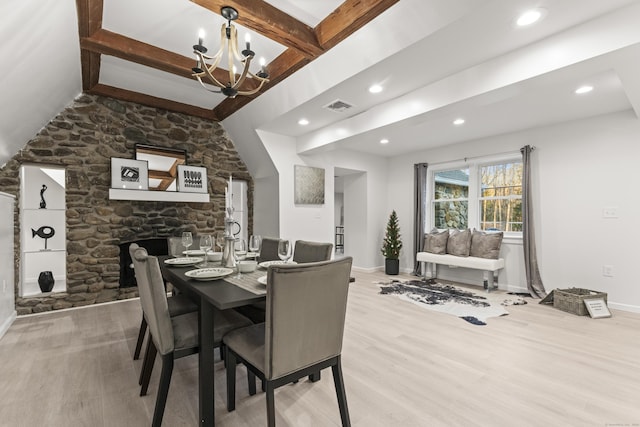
[258,260,297,269]
[183,249,206,256]
[185,268,234,281]
[257,275,267,285]
[164,257,204,266]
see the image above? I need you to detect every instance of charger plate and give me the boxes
[164,257,204,267]
[258,260,297,269]
[185,267,234,281]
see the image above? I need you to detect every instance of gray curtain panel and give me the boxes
[520,145,547,298]
[413,163,429,275]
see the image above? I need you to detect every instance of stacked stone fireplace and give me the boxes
[0,93,253,315]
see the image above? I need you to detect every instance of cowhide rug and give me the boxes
[378,279,526,325]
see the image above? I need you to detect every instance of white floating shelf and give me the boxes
[109,189,210,203]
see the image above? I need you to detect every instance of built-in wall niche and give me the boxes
[19,165,66,297]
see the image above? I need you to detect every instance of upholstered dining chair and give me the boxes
[257,237,282,262]
[129,244,252,427]
[224,257,354,427]
[292,240,333,263]
[131,242,198,362]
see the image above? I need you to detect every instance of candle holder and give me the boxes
[221,207,237,268]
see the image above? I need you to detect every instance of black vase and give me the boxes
[385,259,399,275]
[38,271,55,293]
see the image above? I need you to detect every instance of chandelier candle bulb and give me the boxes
[198,29,204,47]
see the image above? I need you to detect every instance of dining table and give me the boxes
[158,255,267,426]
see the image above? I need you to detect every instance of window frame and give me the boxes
[426,154,523,238]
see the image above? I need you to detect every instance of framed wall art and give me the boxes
[111,158,149,190]
[177,165,208,193]
[294,165,325,205]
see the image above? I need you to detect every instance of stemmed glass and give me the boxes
[234,239,246,278]
[248,235,261,259]
[277,239,292,263]
[199,234,212,267]
[181,232,193,257]
[215,231,225,253]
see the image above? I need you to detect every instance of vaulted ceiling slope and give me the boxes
[1,0,640,170]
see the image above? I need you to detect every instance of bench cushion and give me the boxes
[417,252,505,271]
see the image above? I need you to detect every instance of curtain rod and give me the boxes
[424,147,533,167]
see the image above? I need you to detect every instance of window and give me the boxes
[428,157,522,234]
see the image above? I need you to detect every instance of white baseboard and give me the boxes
[607,302,640,314]
[0,310,17,340]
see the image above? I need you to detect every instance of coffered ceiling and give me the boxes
[76,0,398,121]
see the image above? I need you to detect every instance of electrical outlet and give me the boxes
[603,265,614,277]
[603,207,618,218]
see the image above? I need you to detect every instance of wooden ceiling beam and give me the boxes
[80,29,260,92]
[88,84,219,121]
[190,0,323,58]
[315,0,400,49]
[76,0,103,89]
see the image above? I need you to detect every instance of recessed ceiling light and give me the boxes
[575,85,593,94]
[516,9,545,26]
[380,138,389,144]
[369,84,383,94]
[453,118,465,126]
[298,118,309,126]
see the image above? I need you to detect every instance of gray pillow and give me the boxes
[423,228,449,254]
[446,228,471,257]
[470,229,503,259]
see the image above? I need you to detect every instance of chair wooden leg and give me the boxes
[266,381,276,427]
[332,357,351,427]
[226,346,237,412]
[247,368,256,396]
[140,340,157,396]
[152,354,174,427]
[134,316,147,360]
[139,336,153,386]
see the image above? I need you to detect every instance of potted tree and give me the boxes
[381,210,402,275]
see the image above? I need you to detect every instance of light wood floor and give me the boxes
[1,270,639,427]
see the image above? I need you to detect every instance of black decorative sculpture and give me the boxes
[39,184,47,209]
[32,225,55,250]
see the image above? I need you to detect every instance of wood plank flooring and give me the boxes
[1,269,639,426]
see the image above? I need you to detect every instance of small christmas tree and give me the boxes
[381,210,402,260]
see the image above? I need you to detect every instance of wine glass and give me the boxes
[234,239,246,278]
[215,231,225,253]
[199,234,212,267]
[248,235,261,259]
[277,239,291,263]
[181,232,193,256]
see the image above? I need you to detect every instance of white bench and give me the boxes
[416,252,505,291]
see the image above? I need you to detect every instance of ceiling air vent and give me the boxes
[323,99,354,113]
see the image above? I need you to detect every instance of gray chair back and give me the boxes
[292,240,333,263]
[259,237,282,262]
[129,244,175,356]
[265,257,352,380]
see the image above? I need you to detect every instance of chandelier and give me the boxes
[191,6,269,98]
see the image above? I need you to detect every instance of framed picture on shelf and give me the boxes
[111,158,149,190]
[177,165,208,193]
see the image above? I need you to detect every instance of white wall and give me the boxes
[0,192,16,339]
[388,110,640,312]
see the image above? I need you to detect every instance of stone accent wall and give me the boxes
[0,94,253,315]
